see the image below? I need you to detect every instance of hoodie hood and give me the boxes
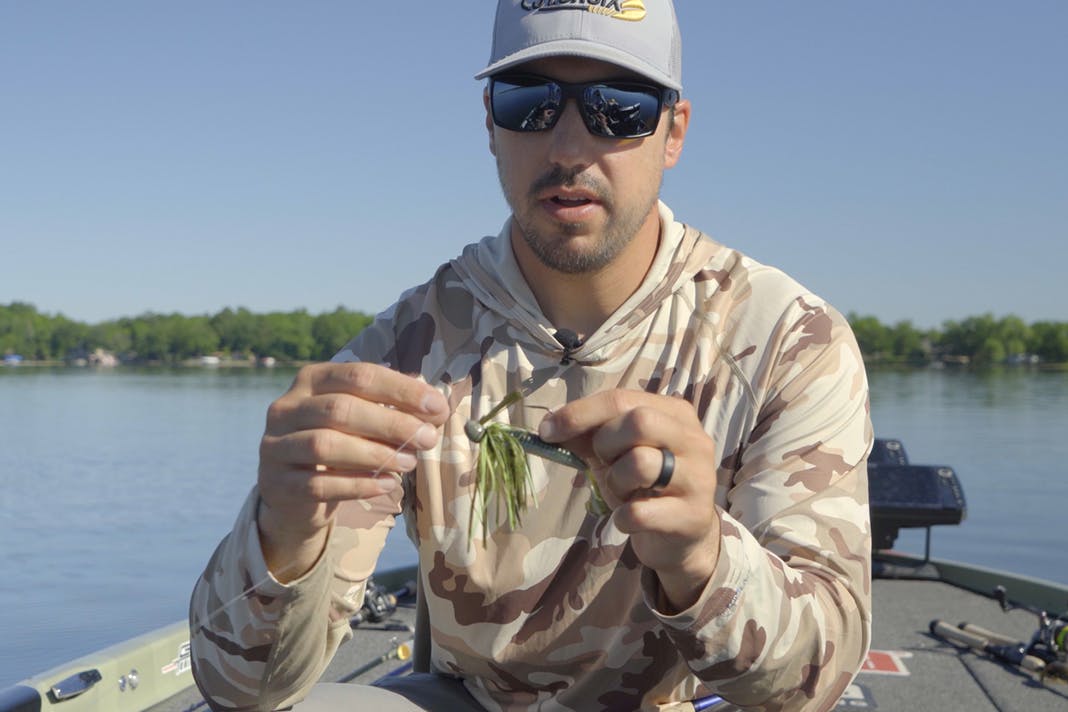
[449,201,719,364]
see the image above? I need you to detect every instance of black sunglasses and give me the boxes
[489,74,679,139]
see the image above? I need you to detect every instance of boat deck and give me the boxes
[859,576,1066,711]
[146,568,1068,712]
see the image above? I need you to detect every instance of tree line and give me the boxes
[847,312,1068,365]
[2,301,1066,366]
[0,302,372,363]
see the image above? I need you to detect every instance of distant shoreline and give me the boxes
[4,359,1066,372]
[1,358,312,369]
[5,302,1066,369]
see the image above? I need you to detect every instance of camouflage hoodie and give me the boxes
[190,202,873,712]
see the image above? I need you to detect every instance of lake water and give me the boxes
[1,366,1066,689]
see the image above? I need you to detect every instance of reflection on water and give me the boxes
[0,366,1065,687]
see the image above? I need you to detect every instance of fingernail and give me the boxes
[415,423,438,450]
[376,475,398,492]
[538,417,557,441]
[421,391,448,416]
[394,452,418,471]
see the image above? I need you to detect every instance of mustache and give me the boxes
[528,166,610,204]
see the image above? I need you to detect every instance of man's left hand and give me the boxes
[538,390,721,612]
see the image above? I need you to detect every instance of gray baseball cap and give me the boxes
[475,0,683,92]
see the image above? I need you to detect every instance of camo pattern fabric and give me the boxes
[190,202,873,712]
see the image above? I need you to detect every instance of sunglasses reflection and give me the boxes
[521,95,559,131]
[584,88,648,137]
[519,89,649,137]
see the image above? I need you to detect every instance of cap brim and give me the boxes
[475,40,682,92]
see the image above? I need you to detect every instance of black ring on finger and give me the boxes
[652,448,675,489]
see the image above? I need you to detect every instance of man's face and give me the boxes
[487,57,689,275]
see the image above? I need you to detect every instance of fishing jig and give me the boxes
[464,391,609,543]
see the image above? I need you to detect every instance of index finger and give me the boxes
[538,389,657,442]
[297,362,449,422]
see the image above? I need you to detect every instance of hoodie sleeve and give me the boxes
[188,295,426,711]
[189,487,401,711]
[643,297,873,711]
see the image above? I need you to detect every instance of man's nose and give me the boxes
[545,99,596,170]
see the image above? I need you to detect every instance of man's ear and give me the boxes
[663,98,691,169]
[484,89,497,157]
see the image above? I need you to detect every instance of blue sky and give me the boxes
[2,1,1064,329]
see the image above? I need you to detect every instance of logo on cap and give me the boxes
[520,0,647,22]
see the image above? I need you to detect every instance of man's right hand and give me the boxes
[255,362,449,582]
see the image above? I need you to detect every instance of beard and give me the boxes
[498,162,659,275]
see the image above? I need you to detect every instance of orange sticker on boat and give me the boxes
[860,649,912,676]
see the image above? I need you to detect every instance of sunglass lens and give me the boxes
[492,79,561,132]
[582,85,661,138]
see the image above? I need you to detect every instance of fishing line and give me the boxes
[191,318,745,688]
[190,426,428,641]
[193,380,585,637]
[192,357,460,641]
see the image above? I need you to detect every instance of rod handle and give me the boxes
[930,620,989,650]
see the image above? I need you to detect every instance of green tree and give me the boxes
[848,313,893,361]
[0,302,56,359]
[127,313,174,362]
[975,336,1006,365]
[995,315,1030,359]
[169,315,219,359]
[211,307,260,356]
[940,314,998,361]
[890,321,929,364]
[50,315,89,360]
[311,307,373,361]
[89,320,133,356]
[256,310,315,360]
[1030,321,1068,363]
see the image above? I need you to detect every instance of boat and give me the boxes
[2,439,1066,712]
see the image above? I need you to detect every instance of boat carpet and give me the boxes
[149,579,1068,711]
[857,579,1067,711]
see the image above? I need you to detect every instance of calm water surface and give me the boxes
[866,367,1068,580]
[1,366,1066,688]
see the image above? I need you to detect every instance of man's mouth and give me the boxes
[551,195,593,207]
[540,186,601,207]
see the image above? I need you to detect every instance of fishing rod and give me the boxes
[349,578,417,630]
[692,693,728,709]
[337,637,414,684]
[930,585,1068,683]
[335,577,422,685]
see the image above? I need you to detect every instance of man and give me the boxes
[190,2,873,710]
